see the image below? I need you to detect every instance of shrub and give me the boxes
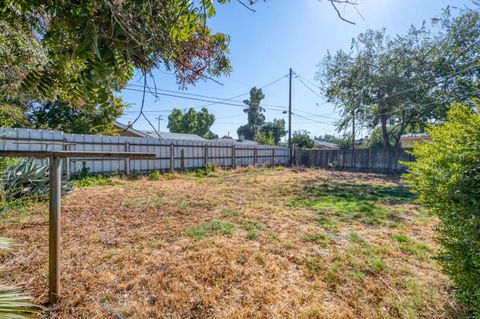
[1,158,73,200]
[78,161,90,179]
[148,170,161,181]
[404,103,480,316]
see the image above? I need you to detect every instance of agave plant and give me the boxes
[1,158,73,201]
[0,238,39,319]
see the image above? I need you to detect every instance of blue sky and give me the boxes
[118,0,472,140]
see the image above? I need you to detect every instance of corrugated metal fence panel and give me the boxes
[0,128,290,173]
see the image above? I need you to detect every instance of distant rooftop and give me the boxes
[400,133,429,138]
[313,140,340,149]
[141,130,207,141]
[113,122,206,141]
[214,137,259,145]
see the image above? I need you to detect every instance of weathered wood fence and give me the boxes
[0,128,289,175]
[295,147,414,173]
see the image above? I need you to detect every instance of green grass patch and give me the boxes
[314,216,339,232]
[301,232,331,248]
[391,233,431,259]
[246,230,258,240]
[305,257,324,273]
[185,220,235,240]
[291,181,412,225]
[348,232,365,244]
[221,208,241,218]
[73,175,122,188]
[124,194,167,208]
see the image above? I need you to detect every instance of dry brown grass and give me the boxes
[0,167,460,318]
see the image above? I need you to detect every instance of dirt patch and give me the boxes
[0,167,459,318]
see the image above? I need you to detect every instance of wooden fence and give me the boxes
[295,147,414,173]
[0,128,289,176]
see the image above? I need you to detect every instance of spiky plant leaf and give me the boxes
[0,238,39,319]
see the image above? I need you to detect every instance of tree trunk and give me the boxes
[380,113,393,149]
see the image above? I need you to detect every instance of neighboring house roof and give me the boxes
[400,133,429,139]
[141,130,207,141]
[400,133,430,148]
[214,137,259,145]
[313,140,340,149]
[113,121,149,138]
[113,122,206,141]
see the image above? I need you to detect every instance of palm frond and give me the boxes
[0,286,38,319]
[0,238,40,319]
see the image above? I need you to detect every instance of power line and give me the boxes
[123,75,290,112]
[123,86,286,112]
[198,73,290,108]
[291,107,339,120]
[295,75,327,101]
[292,113,336,126]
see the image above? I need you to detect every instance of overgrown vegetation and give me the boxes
[405,103,480,316]
[1,158,73,201]
[317,5,480,148]
[0,168,454,318]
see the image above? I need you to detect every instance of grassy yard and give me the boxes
[0,167,459,318]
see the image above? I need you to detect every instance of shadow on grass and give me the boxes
[290,181,416,225]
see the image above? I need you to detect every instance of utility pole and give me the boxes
[288,68,293,165]
[155,116,164,132]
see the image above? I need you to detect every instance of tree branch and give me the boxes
[237,0,256,13]
[329,0,356,25]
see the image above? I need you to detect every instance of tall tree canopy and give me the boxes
[30,97,125,135]
[237,87,266,140]
[0,0,233,106]
[259,119,287,144]
[168,107,217,139]
[292,130,315,149]
[316,5,480,148]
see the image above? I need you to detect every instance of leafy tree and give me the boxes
[292,130,314,148]
[317,26,436,149]
[317,6,480,149]
[259,119,287,144]
[0,0,233,106]
[29,98,125,135]
[0,104,27,128]
[167,107,217,139]
[404,102,480,316]
[254,131,275,146]
[315,133,352,149]
[0,20,46,104]
[237,87,266,140]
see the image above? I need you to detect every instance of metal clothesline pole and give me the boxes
[0,150,155,304]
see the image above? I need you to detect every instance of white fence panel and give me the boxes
[0,128,290,174]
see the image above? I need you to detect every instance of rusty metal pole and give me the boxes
[48,156,62,304]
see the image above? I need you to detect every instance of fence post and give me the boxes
[271,147,275,167]
[48,156,62,304]
[170,143,175,172]
[63,140,70,179]
[204,145,209,172]
[231,145,236,168]
[292,144,297,166]
[180,148,185,170]
[253,147,257,166]
[124,141,130,174]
